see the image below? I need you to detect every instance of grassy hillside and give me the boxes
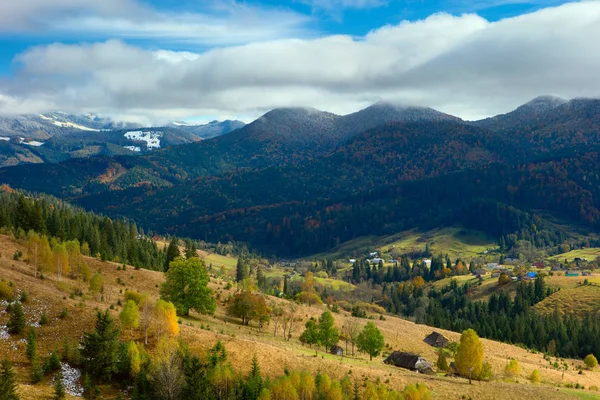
[548,248,600,262]
[0,235,599,399]
[310,227,497,261]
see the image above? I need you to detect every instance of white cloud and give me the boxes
[0,0,310,46]
[2,1,600,122]
[301,0,387,10]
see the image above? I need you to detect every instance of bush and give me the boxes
[39,311,49,325]
[0,281,14,301]
[351,305,367,318]
[402,383,431,400]
[12,250,22,261]
[479,361,494,382]
[504,359,520,381]
[124,290,145,305]
[59,309,68,319]
[530,369,541,383]
[585,354,598,370]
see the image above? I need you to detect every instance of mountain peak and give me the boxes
[517,95,567,113]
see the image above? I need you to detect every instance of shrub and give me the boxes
[479,362,494,382]
[0,281,14,301]
[12,250,22,261]
[39,311,49,325]
[584,354,598,370]
[504,359,520,381]
[402,383,431,400]
[436,351,449,372]
[530,369,541,383]
[59,309,68,319]
[124,290,145,305]
[19,291,28,302]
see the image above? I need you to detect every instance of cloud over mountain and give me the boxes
[1,1,600,122]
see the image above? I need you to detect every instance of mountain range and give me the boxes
[2,96,600,256]
[0,113,246,167]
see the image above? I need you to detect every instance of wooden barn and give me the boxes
[330,345,344,356]
[423,331,449,348]
[383,351,433,374]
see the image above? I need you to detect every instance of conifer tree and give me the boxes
[54,371,66,400]
[0,359,19,400]
[81,311,121,381]
[8,302,26,334]
[164,237,180,271]
[26,327,37,362]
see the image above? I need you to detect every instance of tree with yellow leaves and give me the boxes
[296,272,322,306]
[127,341,141,377]
[455,328,484,384]
[153,300,179,338]
[148,337,184,400]
[504,359,520,381]
[52,243,69,282]
[120,300,140,336]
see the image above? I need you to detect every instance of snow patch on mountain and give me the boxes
[124,145,142,152]
[39,114,100,131]
[124,131,162,149]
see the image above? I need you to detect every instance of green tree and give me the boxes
[26,327,37,362]
[54,371,66,400]
[0,359,19,400]
[245,354,263,400]
[299,318,320,352]
[164,237,180,271]
[584,354,598,370]
[120,300,140,336]
[80,311,121,381]
[184,239,198,259]
[455,329,484,384]
[8,302,26,334]
[318,311,339,353]
[236,257,249,282]
[160,257,215,316]
[436,350,448,372]
[356,322,384,361]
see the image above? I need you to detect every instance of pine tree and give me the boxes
[26,327,37,362]
[236,257,249,282]
[0,359,19,400]
[245,354,263,400]
[81,311,121,381]
[184,239,198,259]
[54,371,66,400]
[164,237,180,271]
[8,302,26,334]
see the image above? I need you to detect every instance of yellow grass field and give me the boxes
[0,235,599,399]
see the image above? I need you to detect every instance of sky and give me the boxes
[0,0,598,124]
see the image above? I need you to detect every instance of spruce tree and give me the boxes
[236,257,249,282]
[8,302,26,334]
[81,311,121,381]
[164,237,180,271]
[26,327,37,362]
[54,371,66,400]
[0,359,19,400]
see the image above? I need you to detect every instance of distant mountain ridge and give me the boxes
[3,96,600,256]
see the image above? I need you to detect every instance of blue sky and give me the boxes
[0,0,597,123]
